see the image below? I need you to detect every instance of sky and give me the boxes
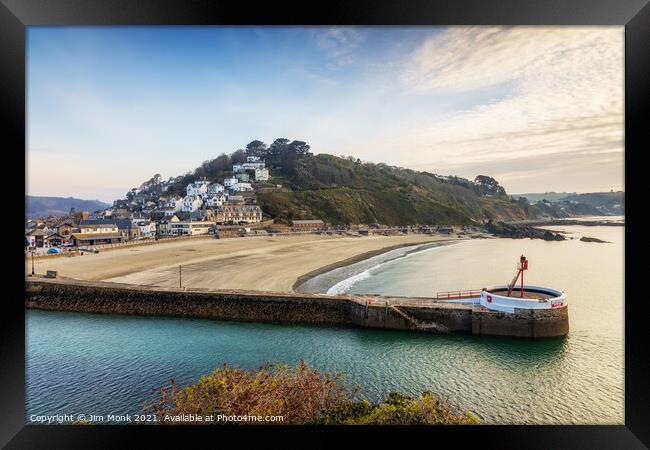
[27,26,624,203]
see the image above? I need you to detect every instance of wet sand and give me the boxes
[29,234,457,292]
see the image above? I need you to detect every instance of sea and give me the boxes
[26,217,624,424]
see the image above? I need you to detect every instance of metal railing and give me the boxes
[435,289,483,300]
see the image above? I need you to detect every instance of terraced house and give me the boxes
[215,205,262,224]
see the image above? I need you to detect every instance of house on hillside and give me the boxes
[255,167,269,182]
[181,195,203,212]
[205,194,225,208]
[160,195,183,215]
[231,182,253,192]
[243,160,265,170]
[226,195,244,204]
[235,172,250,182]
[223,177,238,188]
[186,180,209,196]
[207,183,224,195]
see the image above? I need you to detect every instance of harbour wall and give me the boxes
[24,278,569,338]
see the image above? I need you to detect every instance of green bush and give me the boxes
[144,362,479,425]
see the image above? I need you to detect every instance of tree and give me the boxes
[140,174,161,189]
[231,149,246,164]
[474,175,506,197]
[288,140,311,156]
[245,140,267,157]
[268,138,291,170]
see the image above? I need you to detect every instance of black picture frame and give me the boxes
[3,0,648,447]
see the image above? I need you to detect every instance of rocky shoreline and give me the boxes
[580,236,610,243]
[484,221,565,241]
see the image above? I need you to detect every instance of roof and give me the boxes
[27,229,48,236]
[109,219,134,229]
[80,219,117,226]
[72,232,121,240]
[189,211,205,220]
[292,220,324,225]
[44,233,65,240]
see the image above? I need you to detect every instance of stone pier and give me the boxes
[25,278,569,338]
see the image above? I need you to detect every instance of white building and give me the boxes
[207,183,224,195]
[255,167,269,182]
[223,177,238,188]
[133,220,157,238]
[235,172,250,182]
[205,194,226,208]
[233,160,265,173]
[243,161,265,170]
[231,182,253,192]
[181,195,203,212]
[170,221,214,236]
[186,180,209,196]
[160,195,183,215]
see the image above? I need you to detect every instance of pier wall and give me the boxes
[472,307,570,338]
[25,279,355,326]
[25,279,569,338]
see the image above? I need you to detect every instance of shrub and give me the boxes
[144,361,350,424]
[144,362,479,425]
[314,391,479,425]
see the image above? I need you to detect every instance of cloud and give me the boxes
[311,27,365,69]
[382,26,623,192]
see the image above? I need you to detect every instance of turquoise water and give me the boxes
[26,224,623,424]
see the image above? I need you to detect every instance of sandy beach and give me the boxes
[28,234,457,292]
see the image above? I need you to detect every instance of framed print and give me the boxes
[2,0,648,447]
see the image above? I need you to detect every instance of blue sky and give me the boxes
[27,26,623,202]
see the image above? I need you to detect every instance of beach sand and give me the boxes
[28,234,455,292]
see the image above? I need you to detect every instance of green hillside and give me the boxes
[258,152,530,225]
[163,138,533,226]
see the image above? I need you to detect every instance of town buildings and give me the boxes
[26,155,279,249]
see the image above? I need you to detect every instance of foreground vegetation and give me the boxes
[144,362,479,425]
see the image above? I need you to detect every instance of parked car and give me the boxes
[47,248,62,254]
